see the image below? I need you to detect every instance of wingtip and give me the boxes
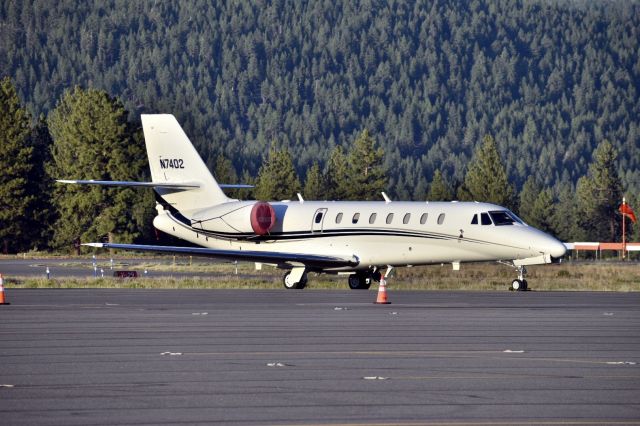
[82,243,105,248]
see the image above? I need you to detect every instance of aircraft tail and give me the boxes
[141,114,230,212]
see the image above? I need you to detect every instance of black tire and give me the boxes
[348,272,372,290]
[283,272,307,289]
[348,273,362,290]
[511,279,521,291]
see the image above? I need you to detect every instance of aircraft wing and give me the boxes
[84,243,359,269]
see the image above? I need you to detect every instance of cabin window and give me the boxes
[481,212,492,225]
[489,211,516,226]
[437,213,445,224]
[314,212,323,224]
[386,213,394,224]
[420,213,428,224]
[403,213,411,224]
[352,213,360,224]
[471,214,478,225]
[369,213,377,224]
[335,213,343,224]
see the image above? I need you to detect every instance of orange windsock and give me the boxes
[619,202,637,223]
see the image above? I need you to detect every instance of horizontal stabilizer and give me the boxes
[84,242,359,269]
[57,180,200,189]
[219,184,254,189]
[57,180,252,190]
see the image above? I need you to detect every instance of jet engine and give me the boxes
[188,201,277,237]
[250,201,276,235]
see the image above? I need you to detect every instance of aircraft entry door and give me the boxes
[311,208,328,233]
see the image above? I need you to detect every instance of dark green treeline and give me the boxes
[1,0,640,252]
[1,0,639,198]
[1,79,637,253]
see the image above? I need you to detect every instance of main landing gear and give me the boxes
[282,267,387,291]
[283,268,308,289]
[348,270,382,290]
[510,265,528,291]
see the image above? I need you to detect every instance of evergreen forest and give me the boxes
[1,0,639,252]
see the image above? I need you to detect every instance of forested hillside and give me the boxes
[2,0,639,199]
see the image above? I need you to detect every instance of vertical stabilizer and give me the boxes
[141,114,229,212]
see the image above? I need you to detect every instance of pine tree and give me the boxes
[303,161,324,200]
[0,77,34,253]
[575,140,624,242]
[552,182,584,242]
[235,169,256,200]
[324,145,349,200]
[518,176,541,223]
[529,188,555,233]
[47,86,153,249]
[214,154,238,184]
[627,194,639,249]
[345,129,387,201]
[427,170,453,201]
[24,115,55,250]
[214,154,239,198]
[253,146,301,200]
[458,135,516,210]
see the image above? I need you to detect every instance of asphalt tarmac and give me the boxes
[0,257,231,279]
[0,289,639,425]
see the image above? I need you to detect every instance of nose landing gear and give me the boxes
[510,265,528,291]
[498,261,529,291]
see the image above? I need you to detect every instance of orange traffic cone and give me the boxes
[0,274,9,305]
[374,277,391,305]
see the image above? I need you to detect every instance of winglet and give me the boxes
[82,243,105,248]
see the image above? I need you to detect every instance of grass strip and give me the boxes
[3,262,638,291]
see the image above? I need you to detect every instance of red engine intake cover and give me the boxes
[250,202,276,235]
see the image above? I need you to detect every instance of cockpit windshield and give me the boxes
[489,210,523,226]
[506,210,525,224]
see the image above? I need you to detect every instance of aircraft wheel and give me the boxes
[511,279,522,291]
[348,273,371,290]
[283,272,306,289]
[522,280,528,291]
[348,274,362,290]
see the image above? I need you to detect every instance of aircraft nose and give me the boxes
[543,235,567,259]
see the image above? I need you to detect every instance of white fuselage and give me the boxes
[63,114,567,289]
[153,199,566,272]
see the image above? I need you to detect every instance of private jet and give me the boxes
[59,114,566,291]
